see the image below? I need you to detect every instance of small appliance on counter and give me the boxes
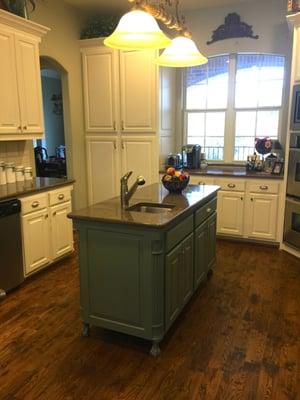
[166,153,182,169]
[182,145,201,169]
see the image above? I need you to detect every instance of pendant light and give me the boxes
[104,9,171,51]
[155,35,208,67]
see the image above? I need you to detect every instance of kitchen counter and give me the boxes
[69,183,219,228]
[161,166,284,180]
[70,183,219,356]
[0,177,75,201]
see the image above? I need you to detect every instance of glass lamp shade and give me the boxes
[104,10,171,51]
[155,36,208,67]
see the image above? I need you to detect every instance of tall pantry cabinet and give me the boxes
[81,38,159,205]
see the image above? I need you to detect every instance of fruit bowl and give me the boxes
[161,168,190,194]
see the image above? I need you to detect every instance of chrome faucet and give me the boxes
[121,171,145,208]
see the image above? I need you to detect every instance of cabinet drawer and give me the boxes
[195,198,217,227]
[216,179,245,192]
[166,214,193,252]
[49,186,72,206]
[21,193,48,215]
[247,182,279,194]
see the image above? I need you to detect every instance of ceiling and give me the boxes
[64,0,252,14]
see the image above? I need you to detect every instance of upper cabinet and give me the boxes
[81,39,157,134]
[0,10,49,141]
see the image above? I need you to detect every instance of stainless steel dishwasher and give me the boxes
[0,198,24,297]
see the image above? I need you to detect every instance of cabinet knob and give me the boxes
[121,141,124,150]
[113,121,116,131]
[240,197,243,201]
[259,185,268,190]
[227,183,236,189]
[58,194,65,200]
[53,211,57,216]
[45,214,48,219]
[17,126,21,130]
[113,141,117,150]
[251,198,254,202]
[121,121,124,130]
[31,201,39,208]
[23,126,27,130]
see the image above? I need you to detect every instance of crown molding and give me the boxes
[0,9,50,38]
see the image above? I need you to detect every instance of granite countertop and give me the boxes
[0,177,75,201]
[161,165,284,180]
[69,183,219,229]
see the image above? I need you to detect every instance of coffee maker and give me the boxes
[182,145,201,169]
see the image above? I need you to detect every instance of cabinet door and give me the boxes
[15,33,44,134]
[119,50,157,133]
[0,27,21,135]
[207,213,217,271]
[121,136,158,186]
[86,136,120,205]
[217,191,244,236]
[82,47,118,132]
[22,209,50,275]
[165,243,182,331]
[51,201,73,260]
[181,233,194,306]
[246,194,278,240]
[194,221,207,290]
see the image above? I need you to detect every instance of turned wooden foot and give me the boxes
[150,341,161,357]
[82,322,90,337]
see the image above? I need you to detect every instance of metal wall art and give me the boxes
[207,13,259,45]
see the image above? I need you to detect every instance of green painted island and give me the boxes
[69,183,219,356]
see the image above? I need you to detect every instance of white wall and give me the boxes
[31,0,88,209]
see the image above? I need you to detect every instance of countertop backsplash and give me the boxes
[0,141,34,169]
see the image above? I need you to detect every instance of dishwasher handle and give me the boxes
[0,199,21,218]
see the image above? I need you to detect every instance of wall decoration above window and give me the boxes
[207,13,259,45]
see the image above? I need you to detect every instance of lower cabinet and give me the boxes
[50,201,73,260]
[194,213,217,290]
[21,186,74,276]
[245,194,278,240]
[165,233,193,331]
[217,191,244,236]
[22,208,51,275]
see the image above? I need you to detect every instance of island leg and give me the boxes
[150,340,161,357]
[82,322,90,337]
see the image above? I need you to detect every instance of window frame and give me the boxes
[183,52,286,164]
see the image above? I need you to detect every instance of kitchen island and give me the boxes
[69,183,219,356]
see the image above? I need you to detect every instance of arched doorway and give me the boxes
[34,56,72,179]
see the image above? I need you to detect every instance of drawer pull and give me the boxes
[206,208,212,213]
[227,183,236,189]
[53,211,57,216]
[31,201,39,208]
[241,197,243,201]
[259,185,268,190]
[58,194,65,200]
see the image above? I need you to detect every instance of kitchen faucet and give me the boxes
[121,171,145,208]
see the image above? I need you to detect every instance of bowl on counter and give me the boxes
[161,169,190,193]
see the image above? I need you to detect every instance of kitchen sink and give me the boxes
[126,203,175,214]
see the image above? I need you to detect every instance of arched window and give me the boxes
[184,53,285,162]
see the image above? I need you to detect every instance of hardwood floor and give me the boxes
[1,240,300,400]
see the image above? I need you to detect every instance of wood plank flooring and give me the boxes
[1,240,300,399]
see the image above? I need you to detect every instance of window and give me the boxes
[184,54,285,162]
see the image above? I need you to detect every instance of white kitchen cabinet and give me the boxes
[15,33,44,134]
[217,191,244,236]
[0,26,20,135]
[82,46,118,132]
[86,136,120,204]
[119,50,157,133]
[81,39,157,134]
[121,136,158,186]
[0,10,49,140]
[21,186,73,276]
[245,194,278,240]
[50,201,73,260]
[22,208,50,275]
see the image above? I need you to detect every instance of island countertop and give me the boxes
[69,183,219,229]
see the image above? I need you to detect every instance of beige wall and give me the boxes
[176,0,292,151]
[31,0,88,209]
